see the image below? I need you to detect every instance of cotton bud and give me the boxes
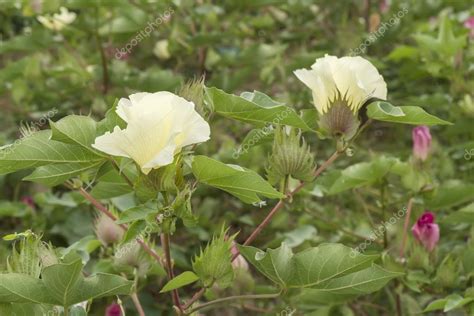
[105,303,122,316]
[94,213,124,246]
[411,212,439,252]
[231,242,248,271]
[412,126,432,162]
[266,127,316,185]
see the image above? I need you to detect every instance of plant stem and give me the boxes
[64,306,69,316]
[185,292,281,315]
[399,197,414,259]
[380,181,388,249]
[131,293,146,316]
[161,233,183,312]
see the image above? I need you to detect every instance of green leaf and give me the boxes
[117,205,157,224]
[24,161,104,186]
[160,271,199,293]
[205,87,313,130]
[0,131,104,175]
[329,156,397,194]
[192,156,284,204]
[50,115,99,152]
[0,274,53,304]
[97,99,126,134]
[444,203,474,224]
[122,220,147,244]
[238,243,379,289]
[41,256,133,307]
[423,294,474,312]
[299,265,403,302]
[367,102,452,125]
[426,181,474,209]
[90,169,133,199]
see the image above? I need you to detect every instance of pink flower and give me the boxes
[379,0,390,14]
[464,17,474,39]
[21,196,35,209]
[412,212,439,252]
[231,242,248,271]
[412,126,432,161]
[105,303,122,316]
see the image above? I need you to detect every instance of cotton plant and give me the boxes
[0,54,455,315]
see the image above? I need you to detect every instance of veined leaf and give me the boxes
[329,156,397,194]
[160,271,199,293]
[238,243,379,289]
[367,102,451,125]
[0,131,103,175]
[0,274,52,304]
[299,265,403,303]
[192,155,284,204]
[50,115,100,152]
[24,161,104,186]
[205,87,313,130]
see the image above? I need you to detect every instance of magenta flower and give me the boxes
[105,303,122,316]
[412,212,439,252]
[21,196,35,209]
[464,17,474,39]
[412,126,432,161]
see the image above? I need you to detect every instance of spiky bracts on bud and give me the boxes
[319,100,360,140]
[192,227,236,288]
[266,127,316,184]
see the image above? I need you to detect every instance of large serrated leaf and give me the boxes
[192,155,284,204]
[0,131,103,175]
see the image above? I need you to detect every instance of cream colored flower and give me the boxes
[93,92,210,174]
[294,54,387,114]
[37,7,76,31]
[153,40,171,60]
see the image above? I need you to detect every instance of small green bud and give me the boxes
[38,242,59,267]
[407,243,430,271]
[192,227,236,289]
[177,76,209,116]
[7,232,42,278]
[435,255,459,289]
[266,127,316,184]
[319,100,360,141]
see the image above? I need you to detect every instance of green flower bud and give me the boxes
[407,243,430,271]
[435,255,459,289]
[177,76,209,116]
[38,242,59,268]
[7,232,42,278]
[266,127,316,184]
[319,100,360,141]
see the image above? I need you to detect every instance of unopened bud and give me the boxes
[266,127,316,184]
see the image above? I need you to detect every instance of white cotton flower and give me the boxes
[294,54,387,114]
[37,7,76,31]
[92,92,210,175]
